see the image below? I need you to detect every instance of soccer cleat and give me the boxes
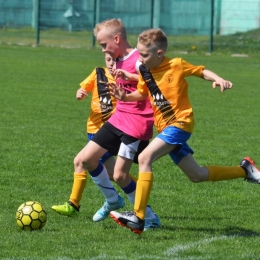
[144,213,161,231]
[51,201,79,217]
[110,211,144,234]
[240,157,260,184]
[93,195,125,222]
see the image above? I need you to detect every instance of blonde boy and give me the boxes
[53,21,161,230]
[109,28,260,234]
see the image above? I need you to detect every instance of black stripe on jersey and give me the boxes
[139,64,175,122]
[96,67,114,122]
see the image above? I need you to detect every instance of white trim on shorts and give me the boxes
[118,140,141,160]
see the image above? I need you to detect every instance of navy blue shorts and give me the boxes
[157,126,194,165]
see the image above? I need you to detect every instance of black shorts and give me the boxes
[91,122,149,164]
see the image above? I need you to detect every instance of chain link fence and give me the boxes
[0,0,259,53]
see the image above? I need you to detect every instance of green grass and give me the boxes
[0,27,260,56]
[1,45,260,259]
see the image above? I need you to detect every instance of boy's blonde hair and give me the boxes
[93,18,127,40]
[138,28,168,52]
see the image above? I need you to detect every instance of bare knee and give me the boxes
[184,168,208,183]
[138,152,151,167]
[178,157,209,183]
[187,175,206,183]
[74,155,82,168]
[113,171,131,188]
[113,171,126,183]
[73,154,97,172]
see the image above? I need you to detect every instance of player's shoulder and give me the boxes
[168,57,183,64]
[166,57,188,70]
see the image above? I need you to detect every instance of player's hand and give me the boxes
[212,80,233,92]
[76,89,88,100]
[114,69,131,80]
[106,82,126,101]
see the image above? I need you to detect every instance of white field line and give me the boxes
[88,235,234,260]
[164,235,231,257]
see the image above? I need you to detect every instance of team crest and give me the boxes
[165,73,173,83]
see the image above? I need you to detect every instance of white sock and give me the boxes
[125,190,135,205]
[145,205,156,219]
[91,167,118,204]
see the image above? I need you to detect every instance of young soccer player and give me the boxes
[52,52,140,216]
[52,53,118,215]
[52,20,161,230]
[109,28,260,234]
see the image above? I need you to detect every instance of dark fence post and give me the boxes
[92,0,97,47]
[35,0,40,45]
[209,0,214,53]
[151,0,154,28]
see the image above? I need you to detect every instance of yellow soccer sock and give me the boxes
[207,166,247,182]
[129,173,138,182]
[69,171,87,207]
[134,172,153,220]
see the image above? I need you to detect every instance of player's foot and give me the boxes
[240,157,260,184]
[51,201,79,217]
[144,213,161,231]
[110,211,144,234]
[93,195,125,222]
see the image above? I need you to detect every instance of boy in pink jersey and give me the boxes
[109,48,153,141]
[52,19,161,230]
[87,19,160,229]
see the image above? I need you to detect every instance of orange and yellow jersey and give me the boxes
[80,67,116,134]
[138,57,205,133]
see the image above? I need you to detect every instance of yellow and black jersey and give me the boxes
[138,57,205,133]
[80,67,116,134]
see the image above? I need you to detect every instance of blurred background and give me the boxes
[0,0,259,53]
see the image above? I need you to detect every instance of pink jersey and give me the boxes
[108,49,154,141]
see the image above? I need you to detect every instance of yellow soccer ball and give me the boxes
[16,201,47,231]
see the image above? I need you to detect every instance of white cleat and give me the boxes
[240,157,260,184]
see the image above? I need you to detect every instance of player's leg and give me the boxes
[177,153,250,183]
[176,145,260,183]
[134,137,174,216]
[110,137,172,234]
[73,141,115,206]
[116,137,162,230]
[91,124,125,221]
[110,126,192,233]
[51,140,109,216]
[177,154,209,182]
[101,153,116,180]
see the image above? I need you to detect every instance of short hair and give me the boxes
[138,28,168,52]
[93,18,127,39]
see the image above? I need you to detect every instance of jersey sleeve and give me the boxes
[79,68,97,92]
[181,59,205,77]
[137,76,149,95]
[135,60,142,74]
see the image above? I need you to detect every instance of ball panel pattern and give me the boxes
[16,201,47,231]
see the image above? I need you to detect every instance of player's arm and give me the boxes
[113,69,139,81]
[107,83,147,101]
[202,69,233,92]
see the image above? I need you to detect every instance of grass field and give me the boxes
[1,44,260,259]
[1,27,260,56]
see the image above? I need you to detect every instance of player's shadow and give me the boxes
[161,215,260,237]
